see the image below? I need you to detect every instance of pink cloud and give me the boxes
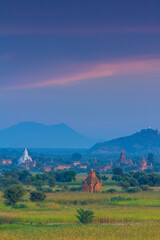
[3,56,160,90]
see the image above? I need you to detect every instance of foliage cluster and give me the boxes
[112,167,160,190]
[3,185,46,207]
[0,169,76,190]
[76,208,94,224]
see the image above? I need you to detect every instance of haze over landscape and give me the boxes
[1,1,160,240]
[1,0,160,140]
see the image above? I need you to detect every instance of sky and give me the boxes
[0,0,160,140]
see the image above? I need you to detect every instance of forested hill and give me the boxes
[89,128,160,155]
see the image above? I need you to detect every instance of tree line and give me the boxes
[112,167,160,191]
[0,169,76,191]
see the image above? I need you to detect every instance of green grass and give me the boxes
[0,223,160,240]
[1,185,160,239]
[0,191,160,224]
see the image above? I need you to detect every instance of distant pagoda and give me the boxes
[140,156,152,171]
[115,149,134,167]
[116,149,128,165]
[18,147,32,168]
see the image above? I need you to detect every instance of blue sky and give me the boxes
[0,0,160,139]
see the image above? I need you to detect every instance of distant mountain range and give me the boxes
[89,128,160,155]
[0,122,95,148]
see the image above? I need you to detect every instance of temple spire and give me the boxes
[18,147,32,165]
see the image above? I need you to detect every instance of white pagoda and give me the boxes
[18,147,32,165]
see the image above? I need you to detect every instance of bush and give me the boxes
[48,177,56,188]
[127,187,141,193]
[110,196,131,202]
[55,170,76,182]
[129,178,139,187]
[13,204,27,209]
[72,200,78,205]
[61,185,69,191]
[112,175,123,181]
[106,188,117,193]
[30,191,46,207]
[76,208,94,224]
[101,175,108,181]
[70,187,82,191]
[80,201,87,205]
[41,187,53,193]
[112,167,123,176]
[120,181,130,190]
[140,185,150,191]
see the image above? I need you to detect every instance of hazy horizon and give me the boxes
[1,0,160,139]
[0,120,157,142]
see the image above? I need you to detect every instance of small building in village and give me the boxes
[0,159,12,165]
[73,161,80,166]
[55,164,72,170]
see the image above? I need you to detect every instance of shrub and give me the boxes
[41,187,53,193]
[101,175,108,181]
[76,208,94,224]
[72,200,78,205]
[3,184,26,206]
[112,175,123,181]
[70,187,82,191]
[13,204,27,209]
[120,181,130,190]
[30,191,46,207]
[110,196,131,202]
[129,178,139,187]
[61,185,69,191]
[48,177,56,188]
[127,187,141,193]
[106,188,117,193]
[112,167,123,176]
[55,170,76,182]
[80,201,87,205]
[140,185,150,191]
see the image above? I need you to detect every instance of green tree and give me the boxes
[112,167,123,176]
[95,171,101,180]
[129,178,139,187]
[30,191,46,207]
[3,184,26,206]
[55,170,76,182]
[19,169,32,186]
[36,162,43,171]
[120,181,130,190]
[76,208,94,224]
[48,177,56,188]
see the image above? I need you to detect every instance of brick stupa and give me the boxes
[140,156,152,171]
[82,169,102,192]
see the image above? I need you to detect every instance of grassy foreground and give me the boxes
[0,223,160,240]
[0,190,160,239]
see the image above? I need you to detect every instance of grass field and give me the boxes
[1,179,160,239]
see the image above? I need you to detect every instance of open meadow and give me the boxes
[1,186,160,240]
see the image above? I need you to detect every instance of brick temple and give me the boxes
[82,169,102,192]
[140,156,152,171]
[116,149,133,166]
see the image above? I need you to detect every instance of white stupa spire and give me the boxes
[18,147,32,165]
